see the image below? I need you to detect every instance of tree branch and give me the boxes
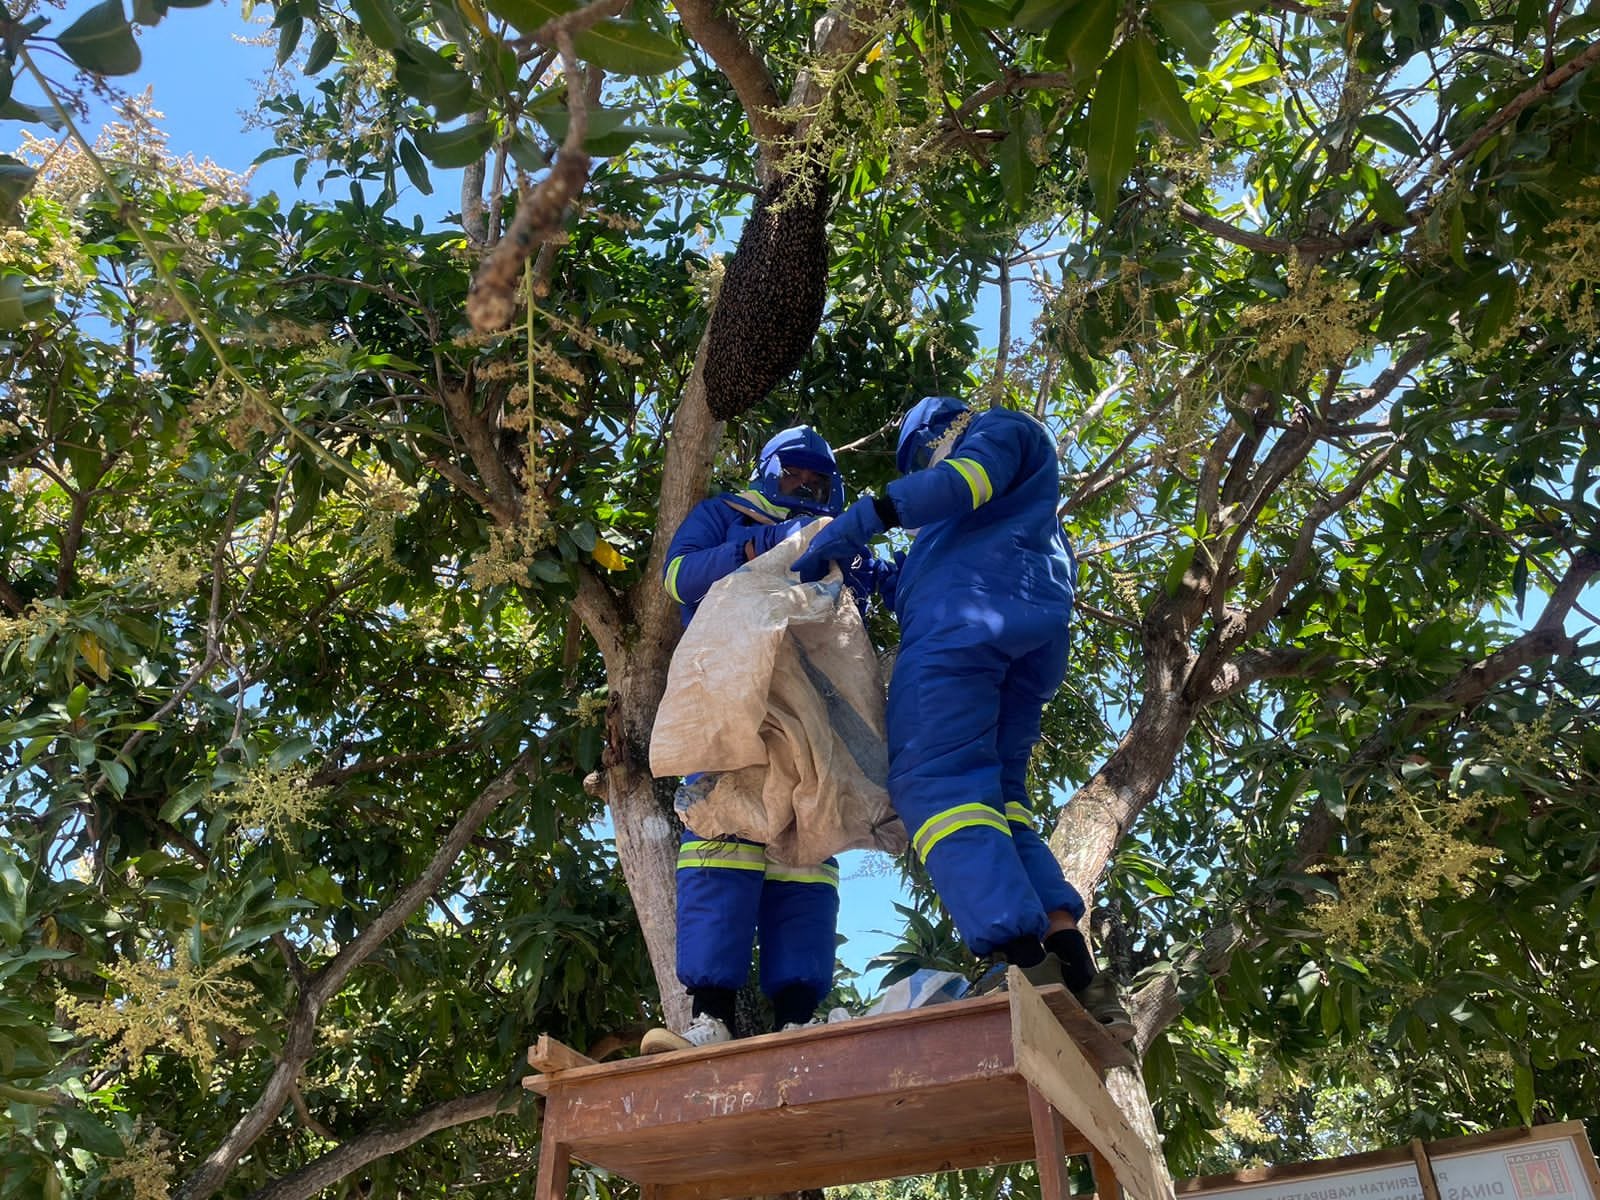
[1136,554,1600,1044]
[244,1087,519,1200]
[1349,549,1598,771]
[174,750,538,1200]
[466,30,601,333]
[671,0,788,155]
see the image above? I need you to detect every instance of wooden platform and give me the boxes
[524,970,1170,1200]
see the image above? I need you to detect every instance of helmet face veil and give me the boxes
[896,396,970,474]
[753,425,846,516]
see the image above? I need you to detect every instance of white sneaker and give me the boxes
[640,1013,733,1054]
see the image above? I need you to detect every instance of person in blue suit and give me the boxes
[642,425,850,1054]
[792,397,1134,1041]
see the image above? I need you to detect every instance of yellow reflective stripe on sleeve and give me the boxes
[677,840,767,872]
[911,803,1011,862]
[943,457,994,507]
[1005,802,1033,826]
[765,862,840,887]
[734,490,788,519]
[664,555,687,603]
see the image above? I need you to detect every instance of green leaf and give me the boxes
[276,13,303,65]
[304,28,337,74]
[1131,32,1199,143]
[0,100,65,130]
[482,0,684,74]
[1473,274,1517,350]
[348,0,406,50]
[65,682,90,719]
[1045,0,1116,79]
[412,121,494,168]
[57,1107,125,1157]
[158,778,209,824]
[299,866,345,907]
[996,105,1039,210]
[1085,39,1140,219]
[1357,163,1407,226]
[54,0,142,76]
[1150,0,1218,64]
[1012,0,1075,32]
[572,18,684,76]
[394,46,475,120]
[959,0,1017,27]
[0,159,38,218]
[0,849,26,945]
[1513,1060,1535,1124]
[1163,540,1196,598]
[1357,112,1422,156]
[268,735,314,770]
[1512,0,1539,44]
[398,137,433,195]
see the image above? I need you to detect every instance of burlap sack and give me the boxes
[649,522,906,865]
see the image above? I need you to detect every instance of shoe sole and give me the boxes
[1100,1019,1138,1045]
[640,1028,692,1055]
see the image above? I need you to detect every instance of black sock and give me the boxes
[1000,936,1046,968]
[771,984,820,1029]
[690,987,736,1026]
[1044,929,1096,992]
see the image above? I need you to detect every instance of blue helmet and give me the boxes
[752,425,846,517]
[896,396,970,474]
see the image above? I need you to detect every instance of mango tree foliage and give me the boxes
[1,0,1598,1196]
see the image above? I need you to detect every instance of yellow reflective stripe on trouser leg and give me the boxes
[765,862,841,887]
[664,555,687,603]
[1005,802,1032,826]
[677,840,767,872]
[911,803,1012,862]
[942,457,994,507]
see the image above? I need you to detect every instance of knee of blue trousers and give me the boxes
[756,867,840,1000]
[675,833,765,992]
[1011,822,1086,921]
[921,824,1049,957]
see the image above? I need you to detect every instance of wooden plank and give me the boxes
[528,1034,597,1074]
[1009,967,1171,1200]
[646,1133,1048,1200]
[529,988,1127,1093]
[1559,1120,1600,1198]
[537,1008,1021,1136]
[1029,1086,1071,1200]
[559,1076,1093,1183]
[535,1124,571,1200]
[1093,1148,1124,1200]
[1411,1138,1442,1200]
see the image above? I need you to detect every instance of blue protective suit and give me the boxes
[882,401,1085,957]
[660,426,844,1005]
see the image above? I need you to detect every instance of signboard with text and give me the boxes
[1178,1123,1600,1200]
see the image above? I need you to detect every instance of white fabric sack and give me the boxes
[650,521,906,865]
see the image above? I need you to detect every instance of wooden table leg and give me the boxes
[536,1108,573,1200]
[1090,1148,1122,1200]
[1029,1085,1071,1200]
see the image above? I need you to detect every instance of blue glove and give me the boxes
[746,516,815,559]
[841,553,897,606]
[792,495,887,583]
